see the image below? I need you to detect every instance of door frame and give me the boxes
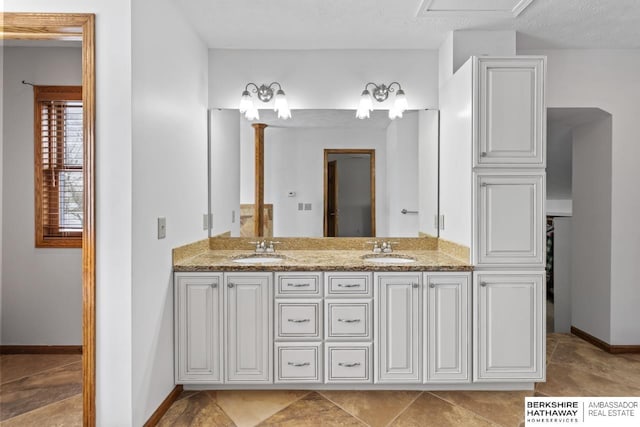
[323,149,376,237]
[1,13,96,426]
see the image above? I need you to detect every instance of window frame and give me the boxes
[34,85,83,248]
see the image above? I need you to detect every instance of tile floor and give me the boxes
[1,334,639,426]
[0,354,82,426]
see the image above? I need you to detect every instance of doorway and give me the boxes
[323,149,375,237]
[1,13,96,426]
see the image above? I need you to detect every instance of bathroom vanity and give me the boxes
[173,241,544,390]
[174,54,547,391]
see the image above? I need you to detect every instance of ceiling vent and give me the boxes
[417,0,535,18]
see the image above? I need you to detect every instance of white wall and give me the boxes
[418,110,440,236]
[1,47,83,345]
[209,49,438,110]
[210,109,240,236]
[0,44,4,336]
[247,126,387,236]
[571,115,612,343]
[438,60,472,247]
[386,111,419,236]
[521,49,640,344]
[131,0,208,425]
[3,2,134,424]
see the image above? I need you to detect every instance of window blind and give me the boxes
[34,86,83,247]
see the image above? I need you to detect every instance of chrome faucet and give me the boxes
[249,240,267,253]
[366,241,382,253]
[381,241,398,253]
[265,241,281,253]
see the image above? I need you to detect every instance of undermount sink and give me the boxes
[362,254,416,264]
[232,254,284,264]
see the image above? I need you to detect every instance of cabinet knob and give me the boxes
[412,283,419,288]
[211,283,217,288]
[481,151,487,157]
[429,283,436,288]
[480,282,487,287]
[228,283,235,288]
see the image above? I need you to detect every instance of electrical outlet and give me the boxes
[304,203,312,211]
[439,214,445,230]
[298,203,304,211]
[202,213,210,230]
[157,217,166,239]
[231,210,236,223]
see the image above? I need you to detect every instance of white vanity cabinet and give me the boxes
[174,273,223,383]
[224,272,273,383]
[424,273,471,383]
[474,271,545,382]
[374,272,422,383]
[474,171,545,267]
[475,57,545,167]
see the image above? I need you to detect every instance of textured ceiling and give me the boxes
[175,0,640,49]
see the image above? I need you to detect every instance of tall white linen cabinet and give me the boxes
[439,56,547,383]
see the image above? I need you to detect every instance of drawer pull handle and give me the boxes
[288,361,311,367]
[228,283,235,288]
[337,283,360,288]
[480,282,488,287]
[289,283,310,287]
[338,362,361,368]
[288,318,311,323]
[337,318,361,323]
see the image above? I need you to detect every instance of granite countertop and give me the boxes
[173,249,472,272]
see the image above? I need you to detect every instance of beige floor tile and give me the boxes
[0,361,82,421]
[0,354,81,384]
[157,391,235,427]
[390,393,497,427]
[551,341,640,388]
[320,390,421,427]
[258,392,364,426]
[536,362,640,397]
[0,394,82,427]
[432,390,532,427]
[216,390,309,427]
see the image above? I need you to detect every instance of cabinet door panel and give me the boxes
[225,273,272,383]
[474,272,545,381]
[477,57,545,166]
[175,273,223,383]
[476,172,545,266]
[424,273,470,383]
[375,273,421,383]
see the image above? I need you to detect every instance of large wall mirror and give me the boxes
[209,109,439,238]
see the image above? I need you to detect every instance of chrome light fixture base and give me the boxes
[239,81,291,120]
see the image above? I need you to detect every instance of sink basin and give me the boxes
[232,254,284,264]
[362,254,416,264]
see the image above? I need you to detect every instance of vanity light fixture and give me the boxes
[356,82,408,120]
[239,82,291,120]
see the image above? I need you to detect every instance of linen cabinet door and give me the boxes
[475,171,545,266]
[175,273,223,384]
[374,273,422,383]
[224,273,273,383]
[424,273,470,383]
[476,57,545,167]
[474,272,545,381]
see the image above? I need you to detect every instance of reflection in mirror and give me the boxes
[209,109,439,238]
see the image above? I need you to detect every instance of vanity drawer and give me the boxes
[325,272,372,297]
[325,299,372,340]
[275,342,322,383]
[325,343,372,383]
[275,272,323,297]
[276,299,322,339]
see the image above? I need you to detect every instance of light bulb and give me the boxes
[394,89,408,113]
[245,106,260,120]
[274,89,291,119]
[389,106,403,120]
[239,90,253,113]
[356,89,373,119]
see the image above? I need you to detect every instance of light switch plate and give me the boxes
[202,213,210,230]
[158,217,166,239]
